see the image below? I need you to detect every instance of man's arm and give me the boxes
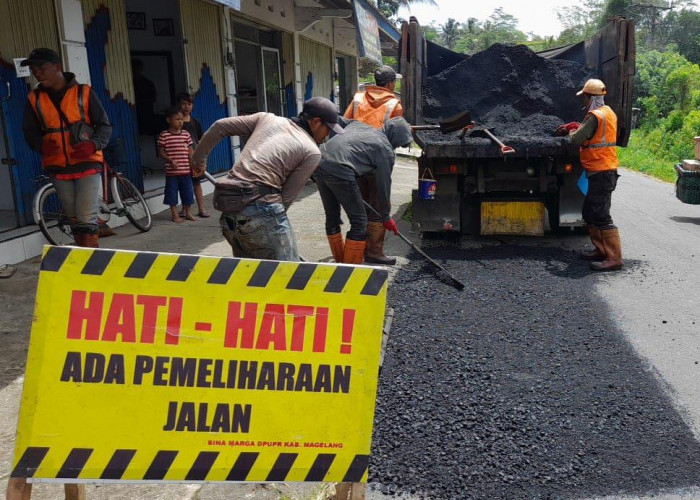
[280,153,321,209]
[391,101,404,119]
[569,114,597,147]
[22,101,44,153]
[343,101,355,119]
[191,113,264,168]
[87,89,112,150]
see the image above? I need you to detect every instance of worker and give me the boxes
[191,97,343,261]
[344,65,404,264]
[559,78,622,271]
[316,117,413,264]
[22,48,112,248]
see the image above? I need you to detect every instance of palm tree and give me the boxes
[378,0,437,18]
[440,18,461,49]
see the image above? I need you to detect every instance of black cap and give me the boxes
[374,65,396,86]
[302,97,344,135]
[20,48,61,67]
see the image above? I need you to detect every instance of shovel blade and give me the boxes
[439,110,472,133]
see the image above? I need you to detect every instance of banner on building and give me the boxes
[213,0,241,11]
[12,247,388,483]
[353,0,383,64]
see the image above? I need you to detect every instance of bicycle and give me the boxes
[33,158,152,246]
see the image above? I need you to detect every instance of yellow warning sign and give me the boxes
[12,247,388,483]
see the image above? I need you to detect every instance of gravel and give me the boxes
[370,242,700,499]
[423,43,592,141]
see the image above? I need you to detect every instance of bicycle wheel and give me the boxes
[111,175,152,232]
[34,184,76,246]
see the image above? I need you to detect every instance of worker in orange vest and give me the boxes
[344,65,403,265]
[22,48,112,248]
[562,78,622,271]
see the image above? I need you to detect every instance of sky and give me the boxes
[397,0,569,38]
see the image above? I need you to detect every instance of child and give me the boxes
[157,107,195,223]
[176,92,209,218]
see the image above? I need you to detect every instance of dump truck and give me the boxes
[399,17,636,235]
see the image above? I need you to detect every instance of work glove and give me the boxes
[383,219,399,235]
[71,141,97,160]
[555,122,580,136]
[41,140,60,156]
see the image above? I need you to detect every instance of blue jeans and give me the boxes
[315,169,367,241]
[164,175,194,207]
[220,202,299,261]
[51,173,101,235]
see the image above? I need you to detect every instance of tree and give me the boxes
[377,0,436,19]
[440,18,461,49]
[666,9,700,63]
[555,0,605,44]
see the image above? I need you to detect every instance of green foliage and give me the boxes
[617,132,678,182]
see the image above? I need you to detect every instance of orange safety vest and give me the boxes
[28,84,103,171]
[580,105,619,172]
[349,92,401,129]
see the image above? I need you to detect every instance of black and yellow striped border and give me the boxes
[12,447,369,482]
[40,247,388,296]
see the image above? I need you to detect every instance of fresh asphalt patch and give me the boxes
[370,242,700,499]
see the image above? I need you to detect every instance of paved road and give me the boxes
[1,163,699,499]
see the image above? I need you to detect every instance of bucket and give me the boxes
[694,136,700,160]
[418,168,436,200]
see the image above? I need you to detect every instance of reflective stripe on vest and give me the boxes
[580,105,619,172]
[350,92,399,129]
[29,85,104,170]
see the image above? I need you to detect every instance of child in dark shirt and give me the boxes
[176,92,209,218]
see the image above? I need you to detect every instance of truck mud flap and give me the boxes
[411,190,461,233]
[558,172,586,227]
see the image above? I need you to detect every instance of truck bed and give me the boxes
[414,129,579,159]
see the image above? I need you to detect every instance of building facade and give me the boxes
[0,0,399,262]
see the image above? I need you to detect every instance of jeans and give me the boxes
[315,169,367,240]
[51,173,100,235]
[164,175,194,207]
[582,170,619,229]
[220,202,299,261]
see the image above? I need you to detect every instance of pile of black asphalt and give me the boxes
[369,242,700,499]
[422,43,591,143]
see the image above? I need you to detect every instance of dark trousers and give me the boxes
[582,170,619,229]
[315,170,368,241]
[358,174,381,223]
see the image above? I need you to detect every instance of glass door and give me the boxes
[261,47,283,116]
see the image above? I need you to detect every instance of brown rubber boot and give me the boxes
[98,223,117,238]
[581,226,606,261]
[364,222,396,265]
[327,233,344,263]
[343,239,366,265]
[590,228,622,271]
[82,234,100,248]
[72,234,84,247]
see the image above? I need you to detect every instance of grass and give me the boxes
[618,131,679,183]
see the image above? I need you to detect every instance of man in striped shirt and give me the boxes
[158,107,195,223]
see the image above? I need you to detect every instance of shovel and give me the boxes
[362,201,465,291]
[461,123,515,156]
[411,110,472,134]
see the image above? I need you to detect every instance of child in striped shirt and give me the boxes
[158,107,195,223]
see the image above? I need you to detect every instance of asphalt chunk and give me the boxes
[370,243,700,500]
